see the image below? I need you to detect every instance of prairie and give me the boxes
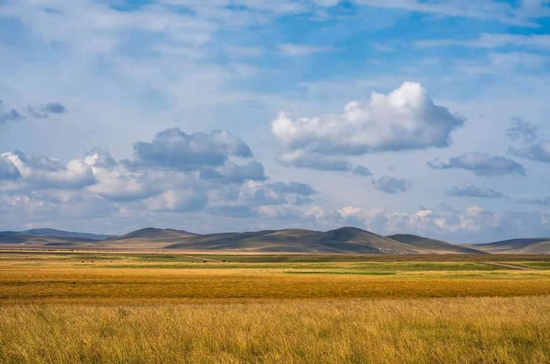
[1,251,550,363]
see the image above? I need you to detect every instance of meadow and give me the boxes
[1,251,550,363]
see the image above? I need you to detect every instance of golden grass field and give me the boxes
[1,251,550,363]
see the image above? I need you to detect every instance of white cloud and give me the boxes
[278,44,334,56]
[357,205,550,243]
[130,128,253,171]
[2,151,96,190]
[0,155,21,181]
[428,153,526,177]
[338,206,363,217]
[272,82,464,171]
[0,127,324,230]
[417,33,550,50]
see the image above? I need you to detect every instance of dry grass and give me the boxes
[1,252,550,363]
[1,265,550,304]
[1,297,550,363]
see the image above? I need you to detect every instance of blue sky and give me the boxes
[0,0,550,243]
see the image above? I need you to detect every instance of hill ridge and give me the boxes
[0,226,549,254]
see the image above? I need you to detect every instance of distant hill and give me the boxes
[113,228,196,241]
[165,229,323,252]
[0,225,547,254]
[467,238,550,254]
[23,228,112,241]
[0,231,98,246]
[95,228,198,249]
[164,227,481,254]
[308,227,418,254]
[388,234,486,254]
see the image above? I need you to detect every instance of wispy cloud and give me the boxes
[429,153,526,177]
[278,44,334,56]
[509,142,550,163]
[447,185,505,199]
[507,117,538,143]
[417,33,550,49]
[0,100,66,125]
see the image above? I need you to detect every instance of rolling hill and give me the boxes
[22,228,112,241]
[162,227,488,254]
[466,238,550,254]
[0,226,546,254]
[93,228,198,249]
[165,229,323,252]
[0,231,98,247]
[113,228,196,241]
[388,234,486,254]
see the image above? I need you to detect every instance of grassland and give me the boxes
[1,251,550,363]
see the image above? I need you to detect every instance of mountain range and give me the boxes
[0,227,548,254]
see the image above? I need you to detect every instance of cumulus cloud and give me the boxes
[86,128,268,201]
[272,82,464,171]
[447,185,504,198]
[507,117,538,143]
[0,126,323,228]
[131,128,253,171]
[2,151,96,189]
[84,148,118,169]
[357,205,550,243]
[372,175,412,194]
[428,153,526,176]
[85,162,160,202]
[0,155,21,181]
[509,141,550,163]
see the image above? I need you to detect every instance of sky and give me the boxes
[0,0,550,243]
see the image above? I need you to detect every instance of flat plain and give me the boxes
[1,251,550,363]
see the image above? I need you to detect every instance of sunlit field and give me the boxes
[1,251,550,363]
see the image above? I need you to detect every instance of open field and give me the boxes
[1,251,550,363]
[2,297,550,363]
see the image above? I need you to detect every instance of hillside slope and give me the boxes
[388,234,486,254]
[165,229,324,252]
[0,232,97,247]
[4,226,548,254]
[23,228,112,241]
[469,238,550,254]
[95,228,197,249]
[164,227,476,254]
